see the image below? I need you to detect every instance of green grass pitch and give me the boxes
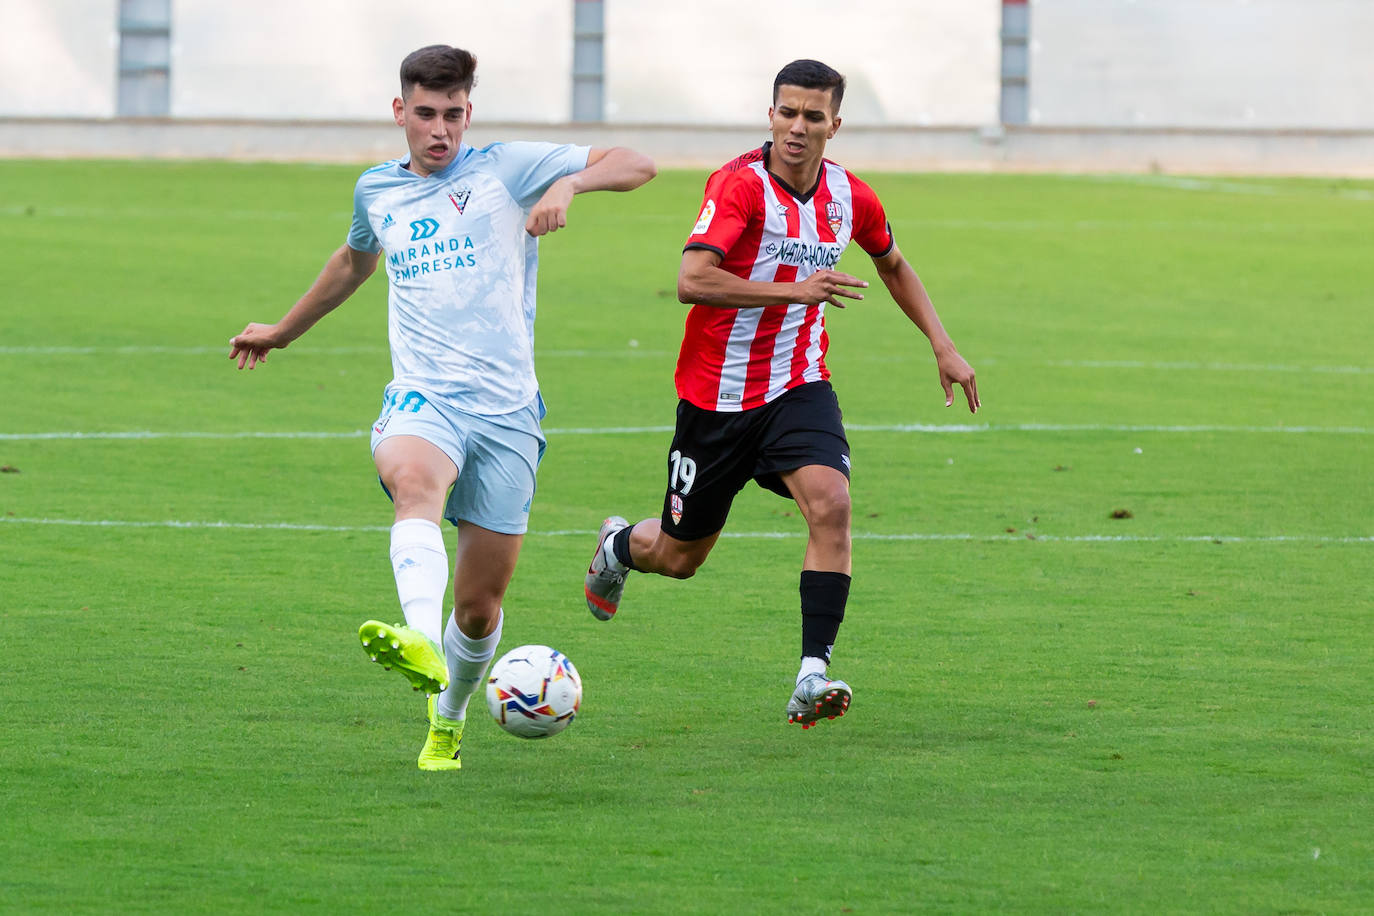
[1,158,1371,913]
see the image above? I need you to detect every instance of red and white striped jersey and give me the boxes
[676,143,894,412]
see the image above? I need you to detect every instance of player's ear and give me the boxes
[392,97,405,127]
[828,116,841,139]
[465,102,472,128]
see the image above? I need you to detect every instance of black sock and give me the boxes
[800,570,850,663]
[611,524,638,572]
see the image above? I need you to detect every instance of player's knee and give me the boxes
[452,597,501,635]
[387,465,445,506]
[807,491,852,535]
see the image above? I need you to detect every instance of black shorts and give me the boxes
[659,380,851,541]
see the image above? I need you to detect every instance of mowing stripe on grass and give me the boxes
[4,516,1370,544]
[3,422,1370,441]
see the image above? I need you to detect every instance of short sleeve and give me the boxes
[346,173,381,254]
[848,175,894,258]
[683,169,757,257]
[487,141,592,209]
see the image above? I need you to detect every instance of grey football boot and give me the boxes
[585,516,630,620]
[787,673,852,728]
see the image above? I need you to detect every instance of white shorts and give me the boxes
[369,386,546,535]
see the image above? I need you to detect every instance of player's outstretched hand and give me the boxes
[937,350,980,413]
[796,269,868,308]
[229,322,284,370]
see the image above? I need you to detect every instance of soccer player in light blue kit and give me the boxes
[229,45,656,770]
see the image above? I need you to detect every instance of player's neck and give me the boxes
[763,143,823,199]
[769,164,818,201]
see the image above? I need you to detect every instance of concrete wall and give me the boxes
[0,0,1001,125]
[5,1,1371,129]
[167,0,572,122]
[604,0,1001,126]
[2,0,1372,174]
[1030,0,1374,129]
[0,0,119,117]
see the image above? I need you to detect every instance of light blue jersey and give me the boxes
[348,141,591,415]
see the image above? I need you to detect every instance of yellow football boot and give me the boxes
[418,694,464,771]
[358,620,448,695]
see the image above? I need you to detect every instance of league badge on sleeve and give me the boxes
[692,199,716,235]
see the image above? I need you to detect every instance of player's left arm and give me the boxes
[872,245,980,413]
[525,147,657,237]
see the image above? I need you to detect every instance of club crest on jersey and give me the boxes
[448,187,472,214]
[670,493,684,525]
[693,199,716,235]
[825,201,844,235]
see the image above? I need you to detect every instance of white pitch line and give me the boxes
[0,431,370,440]
[837,355,1374,375]
[0,517,390,533]
[0,345,667,358]
[1045,359,1373,375]
[896,218,1294,232]
[0,204,339,221]
[845,422,1374,435]
[1071,174,1374,202]
[6,346,1366,378]
[3,422,1370,441]
[0,345,384,356]
[2,516,1369,544]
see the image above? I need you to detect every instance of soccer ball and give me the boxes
[485,644,582,739]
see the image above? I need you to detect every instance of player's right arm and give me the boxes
[677,248,867,309]
[676,167,866,310]
[230,244,378,370]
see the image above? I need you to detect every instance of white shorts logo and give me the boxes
[692,199,716,235]
[670,493,684,525]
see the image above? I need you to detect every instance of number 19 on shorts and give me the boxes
[668,450,697,495]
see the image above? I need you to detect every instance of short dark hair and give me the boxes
[400,45,478,98]
[772,59,846,113]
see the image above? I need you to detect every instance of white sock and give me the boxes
[436,609,504,721]
[600,531,628,573]
[797,656,828,685]
[390,518,448,646]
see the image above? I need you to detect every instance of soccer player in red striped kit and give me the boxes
[585,59,979,728]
